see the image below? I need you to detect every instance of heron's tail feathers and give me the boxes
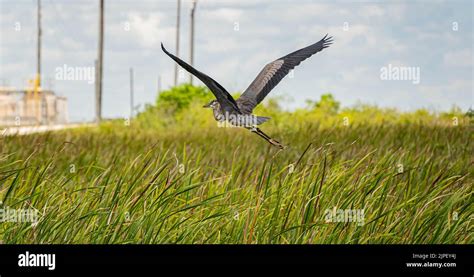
[256,116,271,125]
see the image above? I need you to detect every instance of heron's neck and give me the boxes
[212,106,225,121]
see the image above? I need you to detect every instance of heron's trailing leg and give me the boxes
[247,126,285,149]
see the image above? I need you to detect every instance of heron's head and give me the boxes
[203,100,219,109]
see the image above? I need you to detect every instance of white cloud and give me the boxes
[119,12,174,48]
[359,5,385,18]
[201,37,242,53]
[341,66,371,82]
[200,8,243,23]
[417,79,472,109]
[0,0,472,122]
[272,3,332,21]
[60,37,84,51]
[444,49,473,67]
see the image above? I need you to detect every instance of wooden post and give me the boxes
[157,75,162,94]
[36,0,41,88]
[35,0,42,124]
[174,0,181,86]
[95,0,104,123]
[130,68,134,118]
[189,0,197,85]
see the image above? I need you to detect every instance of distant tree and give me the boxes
[156,84,213,113]
[466,107,474,124]
[307,93,340,115]
[440,105,464,119]
[466,107,474,118]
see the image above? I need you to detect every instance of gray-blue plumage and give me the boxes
[161,34,333,148]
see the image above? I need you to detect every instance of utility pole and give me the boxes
[174,0,181,86]
[35,0,42,124]
[129,68,134,119]
[95,0,104,123]
[189,0,197,85]
[157,75,162,94]
[36,0,41,88]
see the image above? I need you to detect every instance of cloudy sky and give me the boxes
[0,0,472,122]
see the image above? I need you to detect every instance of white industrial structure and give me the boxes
[0,87,68,126]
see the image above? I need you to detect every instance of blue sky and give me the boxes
[1,0,472,122]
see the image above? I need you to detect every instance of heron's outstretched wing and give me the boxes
[236,35,333,114]
[161,43,240,113]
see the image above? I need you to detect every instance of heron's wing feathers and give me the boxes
[161,43,240,112]
[236,35,333,113]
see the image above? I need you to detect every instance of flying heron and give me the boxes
[161,34,333,149]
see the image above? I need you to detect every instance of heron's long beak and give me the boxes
[203,103,211,108]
